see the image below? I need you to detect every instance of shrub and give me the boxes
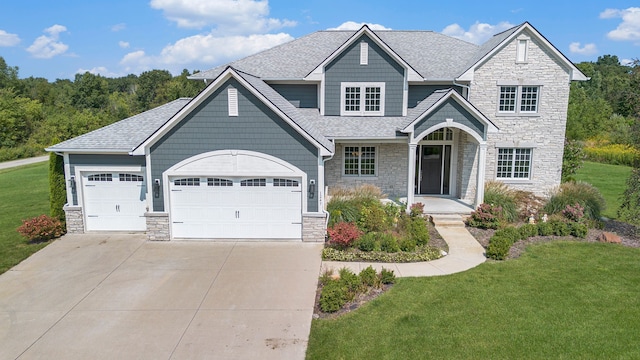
[562,139,585,182]
[319,280,348,313]
[519,223,538,239]
[562,203,585,222]
[358,204,390,232]
[359,266,380,288]
[544,181,606,220]
[379,268,396,284]
[327,199,359,228]
[467,203,503,229]
[537,221,554,236]
[49,153,67,222]
[356,232,379,252]
[550,220,571,236]
[569,222,589,238]
[379,233,400,253]
[409,202,425,217]
[319,269,334,286]
[584,143,640,167]
[338,268,363,298]
[486,235,513,260]
[494,226,521,242]
[484,181,518,222]
[17,214,64,242]
[618,168,640,227]
[327,222,362,249]
[399,237,417,252]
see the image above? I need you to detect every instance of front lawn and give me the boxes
[0,162,52,274]
[307,241,640,359]
[574,161,632,219]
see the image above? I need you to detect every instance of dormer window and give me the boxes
[340,82,385,116]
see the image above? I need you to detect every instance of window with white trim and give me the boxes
[273,178,299,187]
[340,82,385,116]
[240,178,266,187]
[344,146,376,176]
[174,178,200,186]
[497,148,532,179]
[88,173,112,182]
[208,178,233,186]
[498,86,540,113]
[119,173,143,182]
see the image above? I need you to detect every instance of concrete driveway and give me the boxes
[0,234,323,360]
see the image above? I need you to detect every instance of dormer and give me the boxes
[305,26,422,117]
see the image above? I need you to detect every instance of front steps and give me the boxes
[428,214,467,228]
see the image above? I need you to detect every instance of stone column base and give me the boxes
[63,205,84,233]
[145,212,170,241]
[302,213,326,242]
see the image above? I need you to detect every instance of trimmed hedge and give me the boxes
[49,153,67,222]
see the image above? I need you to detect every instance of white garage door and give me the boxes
[169,177,302,239]
[82,172,147,231]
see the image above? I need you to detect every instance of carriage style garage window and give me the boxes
[273,178,299,187]
[498,85,540,113]
[208,178,233,186]
[497,148,532,179]
[119,173,143,182]
[241,178,266,187]
[174,178,200,186]
[340,82,385,116]
[88,173,112,182]
[344,146,376,176]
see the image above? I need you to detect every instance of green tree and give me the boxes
[0,88,44,147]
[73,72,109,110]
[136,69,172,110]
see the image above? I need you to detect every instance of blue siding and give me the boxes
[68,154,145,206]
[408,85,462,108]
[270,84,318,108]
[325,34,404,116]
[150,78,320,212]
[414,99,485,140]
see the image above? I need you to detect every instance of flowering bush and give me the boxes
[409,202,424,217]
[467,203,503,229]
[562,203,585,222]
[17,214,64,242]
[327,222,362,249]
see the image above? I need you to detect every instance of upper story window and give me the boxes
[498,85,540,114]
[497,148,532,179]
[340,82,385,116]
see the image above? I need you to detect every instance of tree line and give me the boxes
[0,56,205,161]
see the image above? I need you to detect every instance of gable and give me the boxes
[412,98,489,142]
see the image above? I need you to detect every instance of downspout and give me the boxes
[452,79,471,99]
[321,141,335,228]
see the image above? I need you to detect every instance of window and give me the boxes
[274,178,299,187]
[88,173,112,182]
[344,146,376,176]
[497,148,532,179]
[498,85,540,114]
[426,128,454,141]
[241,178,266,187]
[208,178,233,187]
[174,178,200,186]
[119,173,143,182]
[340,82,385,116]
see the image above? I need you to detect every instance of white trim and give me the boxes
[340,82,385,116]
[516,38,528,63]
[63,153,73,205]
[341,144,378,177]
[145,153,153,213]
[497,85,541,115]
[495,147,533,180]
[360,42,368,65]
[227,87,238,116]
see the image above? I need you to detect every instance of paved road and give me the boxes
[0,155,49,170]
[0,234,323,360]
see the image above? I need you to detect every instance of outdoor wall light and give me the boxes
[153,179,161,198]
[309,179,316,199]
[68,176,76,194]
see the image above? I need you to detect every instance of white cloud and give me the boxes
[569,42,598,55]
[119,32,293,73]
[149,0,296,34]
[442,21,515,44]
[111,23,126,32]
[0,29,20,47]
[600,7,640,42]
[621,58,635,66]
[327,21,391,31]
[119,41,130,48]
[26,24,69,58]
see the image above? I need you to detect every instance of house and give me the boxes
[46,22,587,242]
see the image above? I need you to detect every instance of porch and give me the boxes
[413,195,474,215]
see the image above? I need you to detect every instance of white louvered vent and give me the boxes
[360,42,368,65]
[228,88,238,116]
[516,39,528,63]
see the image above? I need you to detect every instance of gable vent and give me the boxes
[228,87,238,116]
[360,42,368,65]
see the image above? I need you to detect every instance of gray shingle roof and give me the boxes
[46,98,190,152]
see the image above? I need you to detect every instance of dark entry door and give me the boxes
[420,146,442,194]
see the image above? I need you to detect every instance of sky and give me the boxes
[0,0,639,81]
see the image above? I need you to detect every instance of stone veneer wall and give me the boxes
[63,205,84,233]
[145,212,170,241]
[302,214,326,242]
[469,29,571,196]
[325,143,408,198]
[457,133,479,203]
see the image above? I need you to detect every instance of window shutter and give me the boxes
[360,42,368,65]
[228,88,238,116]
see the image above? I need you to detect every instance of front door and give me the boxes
[416,145,451,195]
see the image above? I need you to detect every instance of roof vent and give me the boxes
[228,88,238,116]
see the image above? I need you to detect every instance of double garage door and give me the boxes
[82,172,147,231]
[169,176,302,239]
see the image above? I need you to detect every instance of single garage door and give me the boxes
[169,177,302,239]
[82,172,147,231]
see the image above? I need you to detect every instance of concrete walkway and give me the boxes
[0,155,48,170]
[0,234,323,360]
[321,215,486,277]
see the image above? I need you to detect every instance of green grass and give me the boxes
[0,162,52,274]
[307,241,640,359]
[574,161,632,219]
